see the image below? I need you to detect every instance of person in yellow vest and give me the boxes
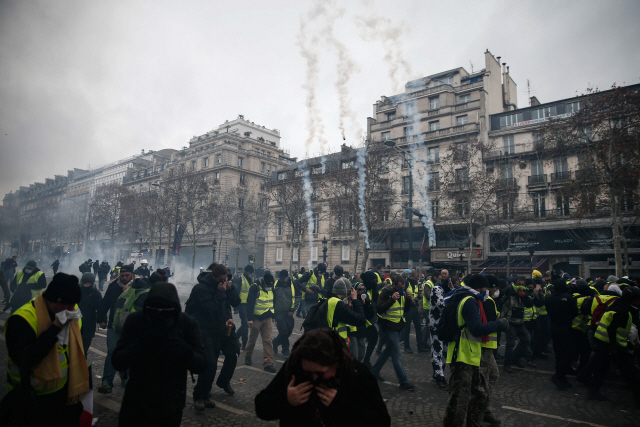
[568,280,595,374]
[293,263,329,316]
[443,275,509,427]
[232,264,254,350]
[245,271,277,373]
[402,270,425,353]
[348,282,376,362]
[531,270,551,360]
[326,278,366,342]
[272,270,299,357]
[481,275,504,426]
[370,276,416,391]
[4,273,89,426]
[6,259,47,313]
[577,285,640,400]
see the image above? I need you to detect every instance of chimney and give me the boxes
[530,96,541,106]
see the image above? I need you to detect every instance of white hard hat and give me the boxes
[141,259,148,264]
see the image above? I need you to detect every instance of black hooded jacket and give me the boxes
[7,267,47,313]
[112,283,206,421]
[185,272,240,331]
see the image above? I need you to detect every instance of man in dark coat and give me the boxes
[51,259,60,275]
[78,272,103,357]
[92,259,100,276]
[112,282,206,426]
[6,260,47,313]
[186,262,241,410]
[98,261,111,291]
[2,255,18,280]
[272,270,299,357]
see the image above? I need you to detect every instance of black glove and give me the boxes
[498,318,510,332]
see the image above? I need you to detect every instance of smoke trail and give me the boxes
[297,2,328,151]
[300,161,315,268]
[320,156,327,174]
[355,146,370,249]
[354,13,413,93]
[408,143,436,247]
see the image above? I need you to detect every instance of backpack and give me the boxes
[434,300,465,344]
[113,287,150,332]
[301,299,329,334]
[589,295,618,331]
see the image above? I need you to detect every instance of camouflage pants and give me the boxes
[480,348,499,415]
[443,362,487,427]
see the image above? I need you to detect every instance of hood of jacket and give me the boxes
[132,276,152,290]
[143,282,181,312]
[197,272,220,288]
[445,286,481,307]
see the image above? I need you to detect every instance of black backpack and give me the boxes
[434,300,465,345]
[301,299,329,334]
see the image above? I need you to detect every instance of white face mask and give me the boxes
[492,290,500,298]
[24,268,33,274]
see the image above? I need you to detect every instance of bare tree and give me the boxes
[220,189,260,271]
[539,85,640,276]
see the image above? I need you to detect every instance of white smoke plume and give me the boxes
[300,160,315,268]
[355,146,370,249]
[320,156,327,174]
[354,12,413,93]
[408,143,436,247]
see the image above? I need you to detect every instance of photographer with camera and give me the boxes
[370,275,415,391]
[255,329,391,427]
[347,282,376,362]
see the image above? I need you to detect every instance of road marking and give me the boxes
[95,333,107,338]
[185,391,249,415]
[90,347,107,357]
[237,365,276,376]
[501,406,607,427]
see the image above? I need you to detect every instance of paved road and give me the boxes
[0,273,638,426]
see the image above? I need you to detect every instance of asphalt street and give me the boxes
[0,271,638,426]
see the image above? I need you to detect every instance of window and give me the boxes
[239,174,246,185]
[312,165,322,175]
[429,96,440,110]
[531,106,556,120]
[237,157,243,168]
[533,192,546,218]
[402,176,411,195]
[455,168,469,183]
[381,131,391,141]
[432,199,439,218]
[502,199,515,219]
[503,135,515,154]
[554,157,568,173]
[341,245,351,262]
[277,217,283,236]
[556,195,571,216]
[459,94,471,104]
[386,112,396,121]
[180,164,185,172]
[341,160,354,169]
[456,115,468,126]
[312,187,318,200]
[380,156,389,172]
[402,152,411,169]
[277,171,287,180]
[276,247,283,262]
[427,146,439,163]
[191,160,197,170]
[428,172,440,191]
[238,197,245,209]
[432,76,453,87]
[216,154,222,164]
[620,190,635,212]
[203,157,209,167]
[261,162,265,171]
[310,246,318,262]
[215,171,220,182]
[404,205,412,220]
[502,164,513,180]
[578,126,593,143]
[457,198,469,217]
[259,198,266,211]
[566,102,580,113]
[343,185,351,196]
[429,121,440,131]
[404,102,415,116]
[312,213,319,234]
[267,164,271,172]
[292,247,299,263]
[531,159,544,177]
[403,126,414,136]
[260,179,266,190]
[499,112,524,127]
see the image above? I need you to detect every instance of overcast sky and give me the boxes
[1,0,639,201]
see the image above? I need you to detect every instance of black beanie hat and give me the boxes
[485,275,500,289]
[120,265,134,273]
[279,269,289,278]
[467,274,489,290]
[317,263,327,273]
[43,273,81,305]
[245,264,254,274]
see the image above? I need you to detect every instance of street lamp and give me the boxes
[322,236,328,263]
[212,238,217,264]
[385,139,414,268]
[152,182,181,261]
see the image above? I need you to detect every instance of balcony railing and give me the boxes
[375,82,484,112]
[551,171,572,182]
[428,183,441,192]
[451,181,470,191]
[395,123,480,145]
[497,177,518,188]
[528,174,547,185]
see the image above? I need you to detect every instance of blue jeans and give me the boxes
[98,277,106,291]
[103,327,127,386]
[371,328,409,385]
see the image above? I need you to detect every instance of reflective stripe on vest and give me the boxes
[378,296,405,323]
[446,296,482,366]
[13,271,44,302]
[594,310,632,347]
[253,289,274,316]
[537,304,547,316]
[4,301,81,394]
[327,297,348,340]
[481,297,498,349]
[240,276,251,303]
[308,272,325,289]
[572,296,590,333]
[524,306,534,322]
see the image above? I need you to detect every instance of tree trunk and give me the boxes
[289,227,295,275]
[467,221,473,274]
[191,240,196,281]
[620,223,630,276]
[235,247,240,272]
[609,186,624,277]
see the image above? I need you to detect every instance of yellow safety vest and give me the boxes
[240,276,251,304]
[571,294,590,333]
[327,297,349,340]
[5,301,82,394]
[524,306,534,322]
[14,271,44,301]
[423,280,434,310]
[374,272,383,285]
[481,297,499,349]
[253,288,274,316]
[378,294,405,323]
[308,272,325,289]
[447,296,483,366]
[594,310,632,347]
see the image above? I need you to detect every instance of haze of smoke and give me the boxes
[297,3,329,151]
[320,156,327,174]
[300,160,315,268]
[355,146,370,249]
[354,14,413,93]
[408,143,436,247]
